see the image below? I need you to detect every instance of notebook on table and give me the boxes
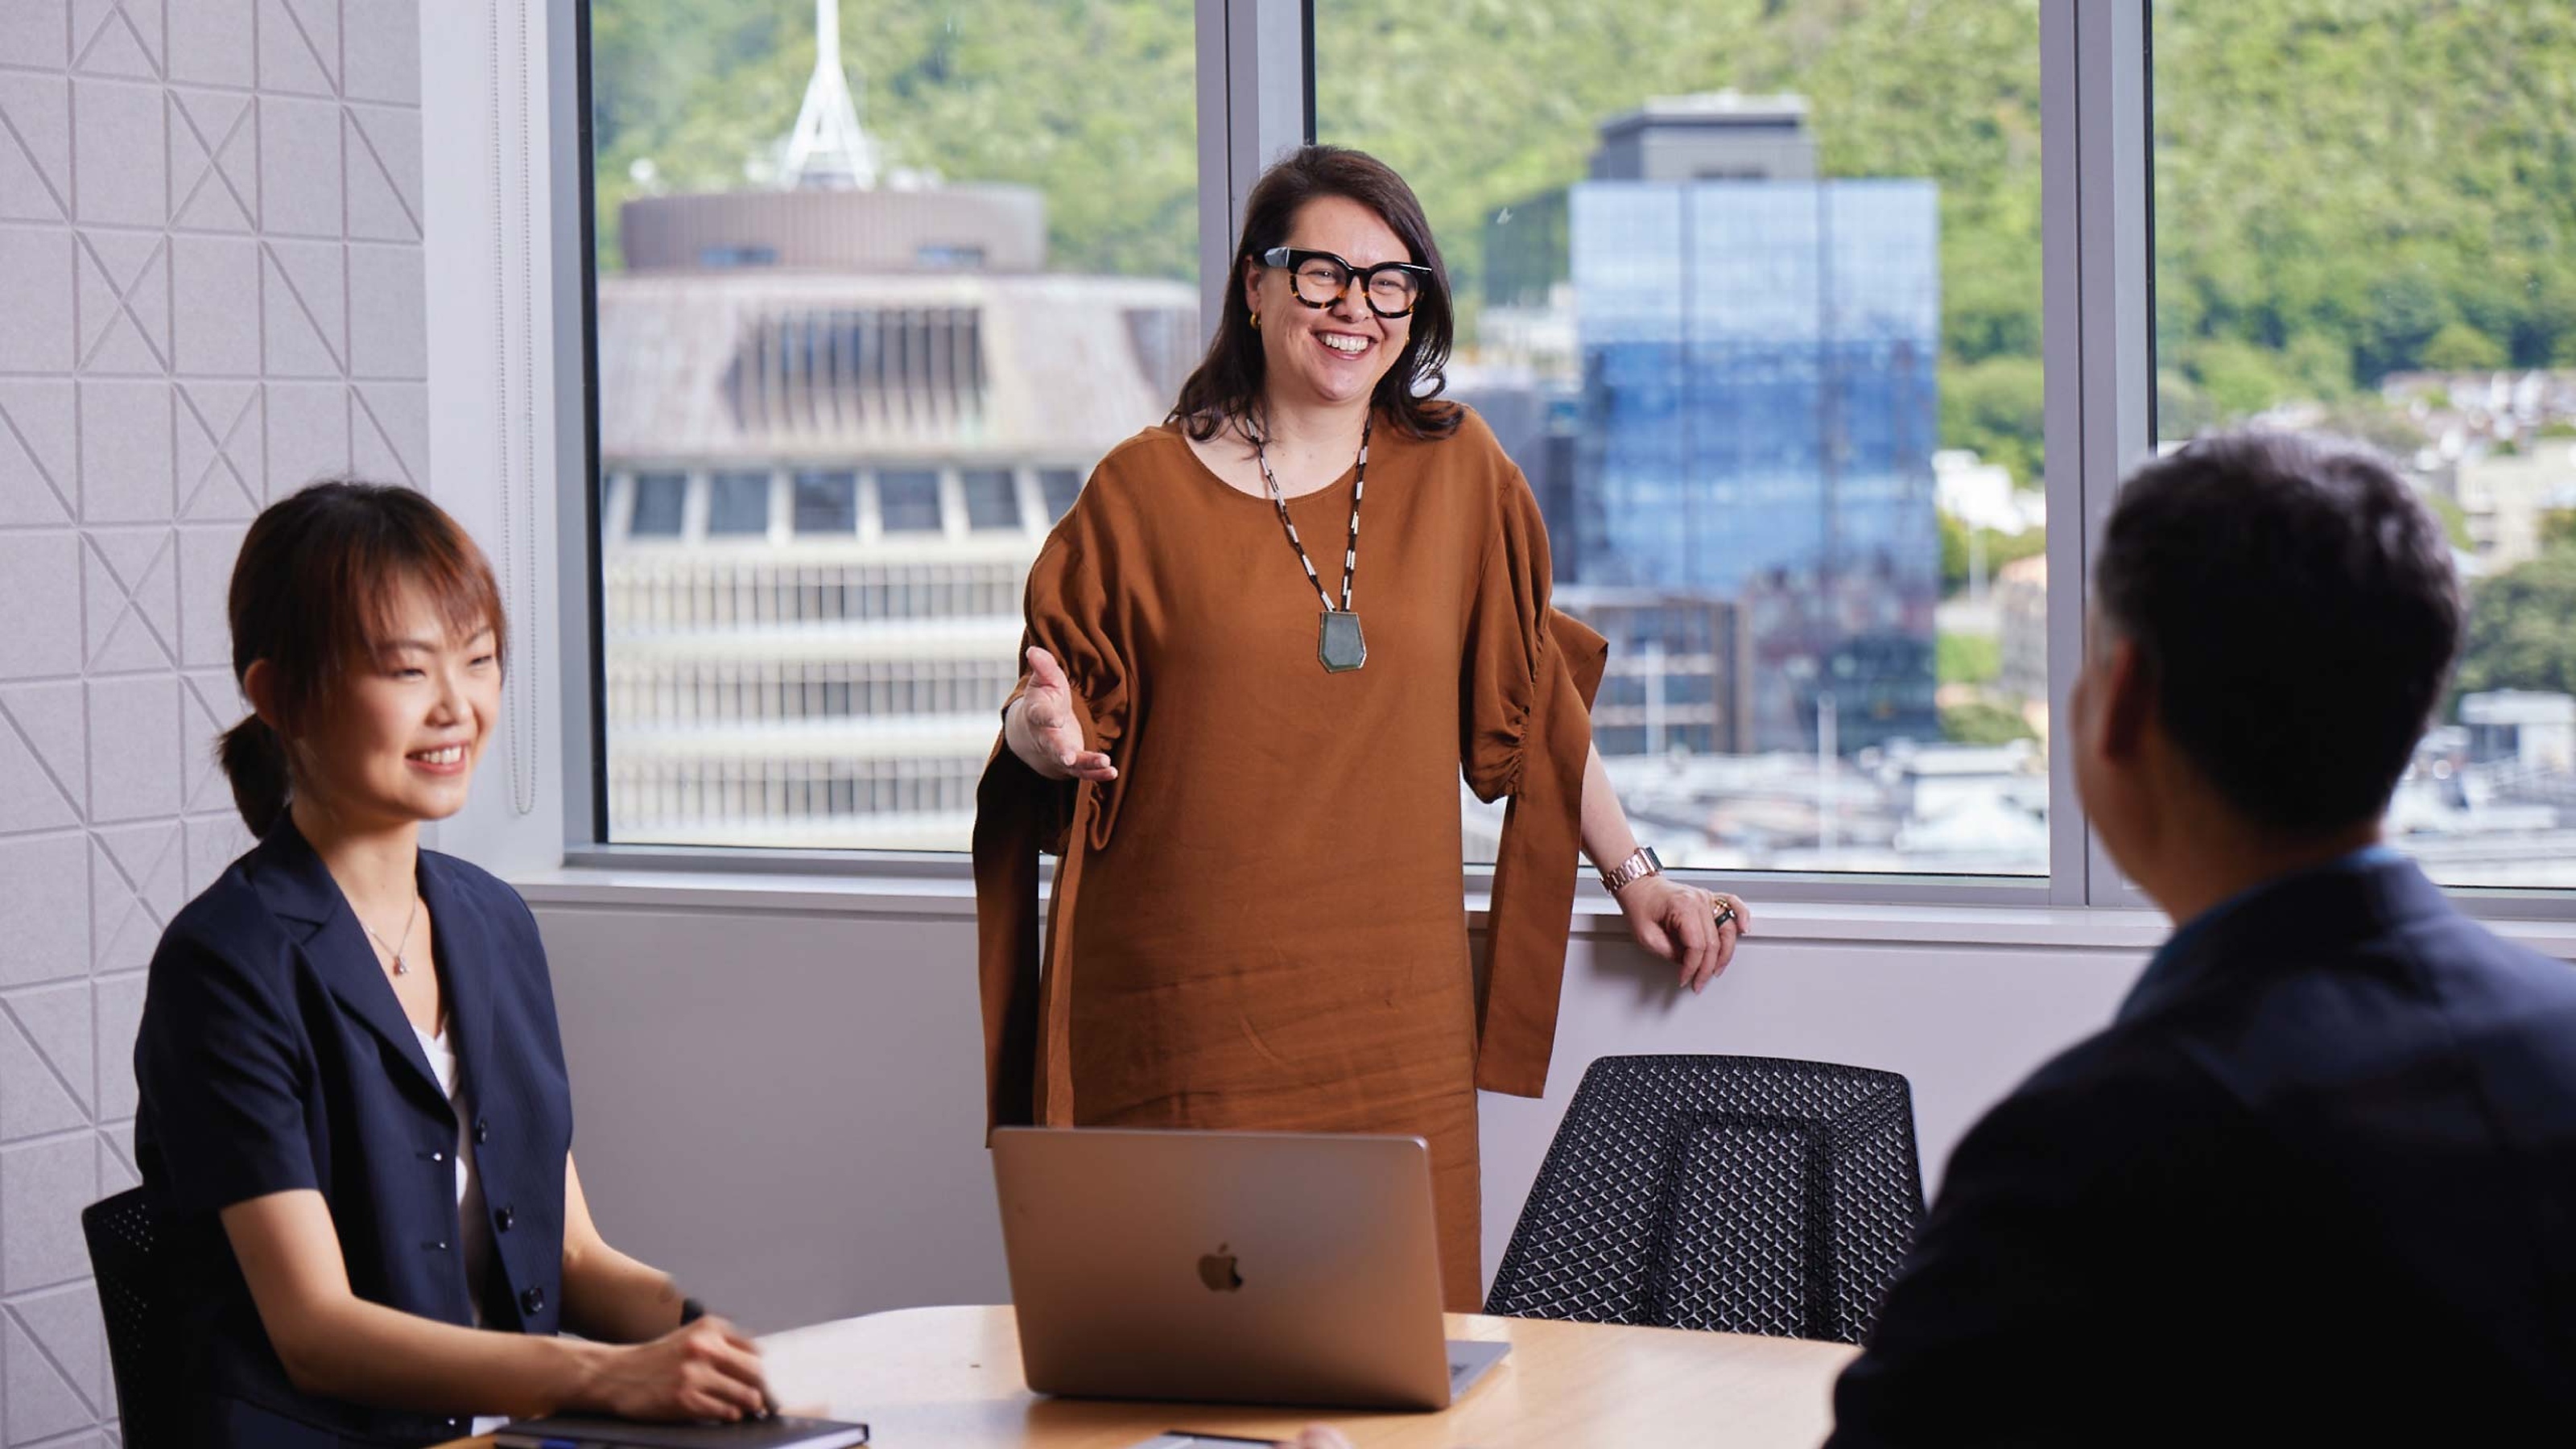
[492,1414,869,1448]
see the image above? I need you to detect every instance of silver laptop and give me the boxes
[990,1128,1509,1411]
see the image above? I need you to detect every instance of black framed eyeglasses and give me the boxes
[1261,246,1434,319]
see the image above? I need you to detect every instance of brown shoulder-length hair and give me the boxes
[218,480,506,836]
[1168,145,1460,444]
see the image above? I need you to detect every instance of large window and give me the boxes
[2151,1,2576,888]
[587,0,1198,849]
[1318,2,2049,875]
[577,4,2576,906]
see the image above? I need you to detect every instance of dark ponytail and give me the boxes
[219,479,506,836]
[217,716,292,836]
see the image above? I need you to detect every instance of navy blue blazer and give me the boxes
[133,822,575,1448]
[1828,853,2576,1445]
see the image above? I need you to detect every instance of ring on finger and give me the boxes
[1712,901,1737,931]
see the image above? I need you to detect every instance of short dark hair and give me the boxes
[1168,145,1459,444]
[219,480,506,836]
[2094,431,2462,837]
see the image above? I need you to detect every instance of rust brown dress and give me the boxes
[973,407,1605,1309]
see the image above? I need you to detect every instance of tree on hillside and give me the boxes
[1938,514,2044,599]
[2456,548,2576,703]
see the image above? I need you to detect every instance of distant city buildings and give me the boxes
[2438,441,2576,574]
[1934,449,2044,537]
[1994,554,2048,709]
[1472,93,1942,758]
[596,22,1193,848]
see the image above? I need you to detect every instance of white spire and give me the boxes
[781,0,880,190]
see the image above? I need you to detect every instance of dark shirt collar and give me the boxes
[248,815,346,925]
[2117,844,2429,1024]
[246,817,498,1107]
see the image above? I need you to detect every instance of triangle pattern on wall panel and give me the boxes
[0,715,80,834]
[91,822,184,972]
[178,384,262,520]
[257,0,340,97]
[345,106,423,242]
[72,0,161,80]
[99,1118,137,1175]
[13,1282,108,1422]
[181,670,244,814]
[185,813,254,896]
[3,980,94,1120]
[0,74,72,223]
[171,89,258,232]
[0,683,87,829]
[262,241,346,377]
[6,983,94,1121]
[0,382,76,525]
[353,384,427,487]
[99,1128,141,1195]
[82,530,178,673]
[75,233,170,375]
[2,1307,97,1444]
[0,996,87,1137]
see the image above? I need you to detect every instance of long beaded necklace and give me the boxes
[1253,415,1373,673]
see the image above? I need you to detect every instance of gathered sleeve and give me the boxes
[1461,473,1608,1099]
[972,518,1133,1133]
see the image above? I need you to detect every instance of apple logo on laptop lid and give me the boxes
[1197,1245,1245,1293]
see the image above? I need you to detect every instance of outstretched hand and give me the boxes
[1007,646,1119,782]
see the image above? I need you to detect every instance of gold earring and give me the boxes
[1250,310,1262,330]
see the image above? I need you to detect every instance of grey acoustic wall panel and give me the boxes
[0,2,427,1440]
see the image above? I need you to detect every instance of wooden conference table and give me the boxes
[446,1304,1858,1448]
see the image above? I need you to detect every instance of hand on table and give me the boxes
[580,1315,771,1422]
[1616,876,1751,994]
[1283,1430,1356,1449]
[1008,646,1117,782]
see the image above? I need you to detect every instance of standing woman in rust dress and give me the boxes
[975,146,1752,1309]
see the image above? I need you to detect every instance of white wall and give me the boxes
[526,887,2153,1334]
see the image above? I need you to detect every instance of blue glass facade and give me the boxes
[1569,179,1942,753]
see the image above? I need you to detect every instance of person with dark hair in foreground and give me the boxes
[1827,432,2576,1443]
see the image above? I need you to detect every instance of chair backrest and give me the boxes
[83,1187,176,1448]
[1485,1054,1925,1344]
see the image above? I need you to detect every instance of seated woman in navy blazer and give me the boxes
[133,481,772,1445]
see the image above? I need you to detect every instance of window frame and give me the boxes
[552,0,2576,919]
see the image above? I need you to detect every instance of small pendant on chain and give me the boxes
[1319,609,1368,673]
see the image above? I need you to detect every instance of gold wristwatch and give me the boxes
[1600,845,1662,894]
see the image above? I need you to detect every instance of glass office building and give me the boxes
[1568,177,1942,754]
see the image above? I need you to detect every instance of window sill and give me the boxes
[511,860,2174,951]
[511,857,2576,960]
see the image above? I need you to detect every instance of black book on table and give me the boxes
[491,1414,869,1448]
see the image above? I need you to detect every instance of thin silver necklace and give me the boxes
[361,892,423,977]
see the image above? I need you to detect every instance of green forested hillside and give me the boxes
[2150,1,2576,425]
[590,0,2576,481]
[590,1,1200,279]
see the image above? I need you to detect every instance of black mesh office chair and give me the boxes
[1485,1055,1926,1344]
[84,1187,175,1448]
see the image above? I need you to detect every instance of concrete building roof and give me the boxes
[596,268,1197,466]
